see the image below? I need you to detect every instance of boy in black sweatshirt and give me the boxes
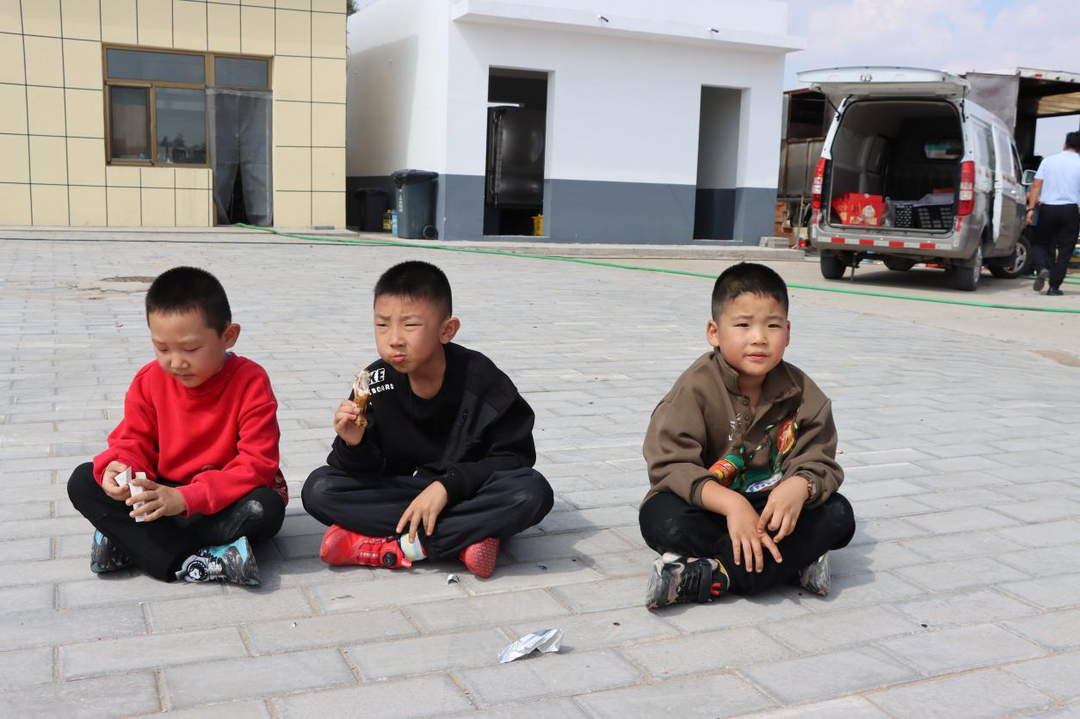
[302,261,553,578]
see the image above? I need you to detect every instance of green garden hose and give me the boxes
[237,224,1080,315]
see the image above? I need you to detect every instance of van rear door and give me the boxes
[798,67,969,100]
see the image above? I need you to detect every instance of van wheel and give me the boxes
[883,257,917,272]
[953,245,983,291]
[989,233,1031,279]
[820,252,847,280]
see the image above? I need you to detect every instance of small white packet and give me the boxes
[114,467,132,488]
[498,629,564,663]
[130,471,148,522]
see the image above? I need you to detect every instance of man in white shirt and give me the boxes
[1028,131,1080,296]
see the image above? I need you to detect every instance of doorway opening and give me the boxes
[484,68,548,236]
[694,86,743,239]
[209,88,273,226]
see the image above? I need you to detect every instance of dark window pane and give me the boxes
[107,48,204,84]
[109,86,150,161]
[156,88,207,165]
[214,57,269,88]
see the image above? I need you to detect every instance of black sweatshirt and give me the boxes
[327,343,537,504]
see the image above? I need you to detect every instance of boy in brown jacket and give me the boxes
[640,263,855,609]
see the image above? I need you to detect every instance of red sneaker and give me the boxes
[319,525,412,568]
[459,537,500,578]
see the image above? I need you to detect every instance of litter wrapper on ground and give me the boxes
[498,629,564,663]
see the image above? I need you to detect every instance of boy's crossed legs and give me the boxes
[68,462,285,583]
[302,466,553,576]
[639,491,855,604]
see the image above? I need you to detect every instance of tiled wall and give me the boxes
[0,0,346,228]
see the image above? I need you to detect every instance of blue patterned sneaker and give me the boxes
[176,536,260,586]
[90,531,132,574]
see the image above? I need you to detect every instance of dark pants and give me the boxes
[68,462,286,581]
[639,491,855,596]
[301,465,554,558]
[1033,203,1079,290]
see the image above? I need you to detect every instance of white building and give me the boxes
[346,0,804,243]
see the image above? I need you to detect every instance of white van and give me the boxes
[800,67,1028,291]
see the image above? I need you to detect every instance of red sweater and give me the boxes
[93,354,283,517]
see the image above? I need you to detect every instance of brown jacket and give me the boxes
[643,348,843,510]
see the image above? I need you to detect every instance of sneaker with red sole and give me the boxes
[319,525,411,568]
[459,537,499,578]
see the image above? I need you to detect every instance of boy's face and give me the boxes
[373,294,459,375]
[706,292,790,382]
[148,310,239,388]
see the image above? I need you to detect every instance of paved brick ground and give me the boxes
[2,232,1080,717]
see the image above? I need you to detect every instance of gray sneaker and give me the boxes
[1033,268,1050,292]
[645,552,729,609]
[798,553,831,597]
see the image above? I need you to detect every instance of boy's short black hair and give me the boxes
[1066,131,1080,152]
[373,261,452,318]
[712,262,789,319]
[145,266,232,334]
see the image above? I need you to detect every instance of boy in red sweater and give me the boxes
[67,267,287,585]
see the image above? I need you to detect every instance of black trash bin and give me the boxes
[390,169,438,239]
[355,188,389,232]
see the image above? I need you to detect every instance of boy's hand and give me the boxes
[757,475,811,543]
[101,461,131,501]
[396,481,448,543]
[127,476,187,522]
[334,399,367,446]
[727,497,782,573]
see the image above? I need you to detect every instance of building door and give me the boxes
[694,86,743,239]
[208,88,273,226]
[484,69,549,236]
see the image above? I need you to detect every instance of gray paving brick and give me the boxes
[0,647,54,692]
[867,669,1053,717]
[162,700,273,718]
[998,545,1080,577]
[347,628,508,679]
[148,588,315,632]
[276,673,474,718]
[61,626,248,679]
[904,507,1019,535]
[559,487,643,510]
[1000,572,1080,610]
[547,576,644,613]
[246,608,417,654]
[576,673,774,718]
[620,626,791,678]
[2,605,147,651]
[0,557,88,587]
[1004,651,1080,702]
[737,696,889,718]
[762,606,922,653]
[660,592,812,633]
[165,648,357,710]
[455,698,586,718]
[0,672,160,718]
[456,557,605,596]
[740,647,919,704]
[1004,608,1080,651]
[880,623,1045,676]
[311,573,467,613]
[996,520,1080,548]
[406,589,570,633]
[0,538,52,563]
[460,648,641,706]
[60,572,224,609]
[783,571,923,612]
[892,555,1031,593]
[586,548,659,578]
[899,529,1018,561]
[829,541,924,577]
[508,607,677,653]
[503,529,634,563]
[889,588,1037,629]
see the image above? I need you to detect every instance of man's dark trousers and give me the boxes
[1033,203,1079,290]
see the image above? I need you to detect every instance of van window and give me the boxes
[974,122,994,168]
[993,128,1017,180]
[924,138,962,160]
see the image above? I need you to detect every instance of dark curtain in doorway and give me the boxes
[208,88,273,226]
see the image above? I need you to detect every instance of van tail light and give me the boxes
[958,161,975,216]
[811,157,827,210]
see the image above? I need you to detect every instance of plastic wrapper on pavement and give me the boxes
[498,629,563,663]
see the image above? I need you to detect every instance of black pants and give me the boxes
[1033,203,1079,290]
[639,491,855,596]
[68,462,286,581]
[301,465,554,559]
